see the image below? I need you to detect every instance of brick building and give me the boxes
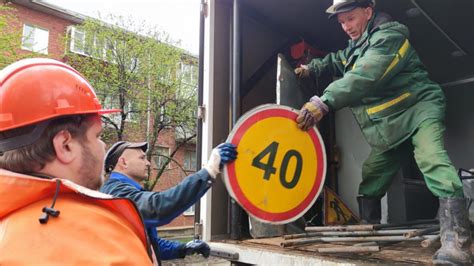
[2,0,198,228]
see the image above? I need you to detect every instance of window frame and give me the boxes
[183,204,195,216]
[152,146,170,170]
[183,149,197,171]
[69,26,87,56]
[180,62,197,85]
[21,23,49,54]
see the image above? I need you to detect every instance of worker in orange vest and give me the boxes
[0,58,152,264]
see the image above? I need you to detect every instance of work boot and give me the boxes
[357,196,381,224]
[433,197,472,265]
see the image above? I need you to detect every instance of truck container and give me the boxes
[197,0,474,264]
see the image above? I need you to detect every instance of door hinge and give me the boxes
[197,105,205,122]
[201,0,208,18]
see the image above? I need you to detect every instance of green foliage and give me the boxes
[0,3,24,68]
[65,14,198,190]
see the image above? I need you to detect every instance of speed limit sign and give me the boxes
[223,104,326,224]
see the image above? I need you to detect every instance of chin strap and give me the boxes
[39,179,61,224]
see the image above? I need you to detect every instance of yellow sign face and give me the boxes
[224,104,326,224]
[323,187,360,225]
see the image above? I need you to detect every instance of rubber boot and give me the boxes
[433,198,472,265]
[357,196,381,224]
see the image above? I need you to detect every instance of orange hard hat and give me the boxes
[0,58,119,132]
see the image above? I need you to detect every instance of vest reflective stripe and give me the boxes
[366,92,411,115]
[381,39,410,79]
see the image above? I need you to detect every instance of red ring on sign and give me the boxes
[226,108,325,222]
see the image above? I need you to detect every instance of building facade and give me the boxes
[2,0,198,228]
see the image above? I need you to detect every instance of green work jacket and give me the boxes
[308,13,445,152]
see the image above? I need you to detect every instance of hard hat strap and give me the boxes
[0,120,50,154]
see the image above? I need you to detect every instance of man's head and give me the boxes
[326,0,375,41]
[0,58,120,189]
[104,141,151,183]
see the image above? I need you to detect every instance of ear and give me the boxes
[366,7,374,20]
[118,156,128,169]
[52,130,79,164]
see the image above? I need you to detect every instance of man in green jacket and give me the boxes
[295,0,471,264]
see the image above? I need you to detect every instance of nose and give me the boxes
[145,159,151,167]
[100,139,106,150]
[341,23,350,32]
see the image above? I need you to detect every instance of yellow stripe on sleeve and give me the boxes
[380,39,410,79]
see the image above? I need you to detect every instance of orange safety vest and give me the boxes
[0,169,152,265]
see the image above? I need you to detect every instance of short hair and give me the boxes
[0,115,95,174]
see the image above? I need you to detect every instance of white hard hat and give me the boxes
[326,0,375,18]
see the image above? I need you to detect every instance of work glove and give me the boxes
[204,143,237,178]
[296,96,329,131]
[294,64,310,78]
[184,239,211,258]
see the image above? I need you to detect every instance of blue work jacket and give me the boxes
[100,169,213,260]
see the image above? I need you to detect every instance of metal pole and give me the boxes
[193,0,206,237]
[281,235,434,248]
[411,0,467,56]
[404,225,440,238]
[441,77,474,88]
[354,241,400,247]
[231,0,241,123]
[305,224,374,232]
[373,219,438,230]
[317,246,380,253]
[353,241,378,247]
[230,0,243,240]
[146,77,151,142]
[421,235,440,248]
[284,229,419,240]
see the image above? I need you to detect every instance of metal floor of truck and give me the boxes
[162,235,474,265]
[204,237,474,265]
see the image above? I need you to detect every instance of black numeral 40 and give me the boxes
[251,141,303,189]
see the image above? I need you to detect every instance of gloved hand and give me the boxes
[204,143,237,178]
[184,239,210,258]
[294,64,310,78]
[296,96,329,131]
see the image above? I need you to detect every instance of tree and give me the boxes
[144,54,198,190]
[0,3,24,68]
[65,15,198,191]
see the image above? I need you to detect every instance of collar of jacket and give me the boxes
[109,172,144,190]
[348,12,393,48]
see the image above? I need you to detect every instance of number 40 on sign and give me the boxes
[223,104,326,224]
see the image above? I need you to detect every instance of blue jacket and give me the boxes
[100,169,213,260]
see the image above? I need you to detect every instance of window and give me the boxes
[124,101,138,122]
[101,95,138,123]
[158,68,173,85]
[69,26,116,61]
[152,146,170,169]
[180,63,197,85]
[22,24,49,54]
[158,105,171,124]
[104,39,117,63]
[184,150,197,171]
[69,27,86,55]
[184,204,195,216]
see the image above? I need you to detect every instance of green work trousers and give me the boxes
[359,119,464,198]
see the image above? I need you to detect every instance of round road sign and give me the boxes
[223,104,326,224]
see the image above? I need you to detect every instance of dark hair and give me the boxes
[0,115,94,174]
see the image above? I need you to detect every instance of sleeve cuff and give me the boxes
[319,95,332,111]
[177,244,187,258]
